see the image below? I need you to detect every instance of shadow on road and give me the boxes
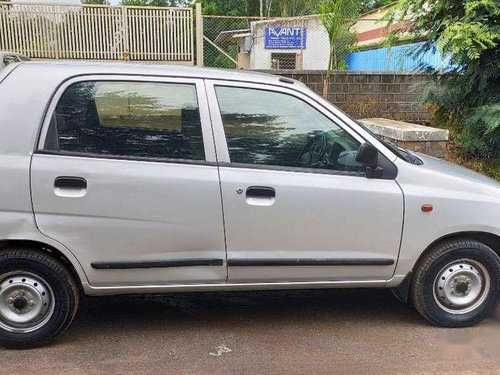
[75,288,421,331]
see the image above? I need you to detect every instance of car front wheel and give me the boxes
[411,239,500,327]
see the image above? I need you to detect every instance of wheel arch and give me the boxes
[393,231,500,304]
[416,231,500,271]
[0,239,87,291]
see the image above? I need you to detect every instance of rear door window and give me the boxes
[44,81,205,161]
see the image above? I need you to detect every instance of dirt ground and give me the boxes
[1,289,499,375]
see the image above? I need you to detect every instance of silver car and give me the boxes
[0,62,499,348]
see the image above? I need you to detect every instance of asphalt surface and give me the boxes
[1,289,500,375]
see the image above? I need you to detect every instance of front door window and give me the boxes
[215,86,363,173]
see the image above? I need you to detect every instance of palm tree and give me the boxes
[319,0,359,97]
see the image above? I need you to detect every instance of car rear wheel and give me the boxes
[0,249,79,348]
[411,239,500,327]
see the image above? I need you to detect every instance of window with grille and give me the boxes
[270,53,296,70]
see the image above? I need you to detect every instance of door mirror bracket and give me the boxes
[356,143,384,179]
[365,166,384,179]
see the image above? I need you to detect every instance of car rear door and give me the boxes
[31,75,227,287]
[206,80,404,283]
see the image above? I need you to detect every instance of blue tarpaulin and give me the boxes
[345,42,457,71]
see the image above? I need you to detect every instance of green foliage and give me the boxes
[319,0,360,97]
[196,0,260,16]
[81,0,109,4]
[198,0,385,17]
[460,104,500,156]
[271,0,321,17]
[319,0,359,69]
[198,0,321,17]
[359,0,394,14]
[201,16,251,68]
[121,0,190,6]
[212,44,239,68]
[393,0,500,158]
[438,22,498,61]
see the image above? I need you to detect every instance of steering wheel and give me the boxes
[299,133,356,170]
[297,133,330,168]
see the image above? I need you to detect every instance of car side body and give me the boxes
[0,62,499,347]
[0,62,499,294]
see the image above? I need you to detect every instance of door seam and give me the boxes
[203,79,229,282]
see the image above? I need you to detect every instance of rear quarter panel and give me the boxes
[0,64,89,285]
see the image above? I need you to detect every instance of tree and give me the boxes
[319,0,360,98]
[270,0,321,17]
[81,0,110,4]
[198,0,322,17]
[121,0,191,6]
[358,0,393,14]
[392,0,500,158]
[198,0,390,17]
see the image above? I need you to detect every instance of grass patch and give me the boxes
[444,142,500,181]
[429,112,500,181]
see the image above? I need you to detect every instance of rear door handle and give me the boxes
[246,186,276,198]
[54,176,87,189]
[54,177,87,198]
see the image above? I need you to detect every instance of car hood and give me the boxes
[411,153,500,195]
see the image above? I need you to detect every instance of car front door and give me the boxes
[206,80,404,283]
[31,76,227,287]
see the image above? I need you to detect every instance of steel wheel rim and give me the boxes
[0,272,55,333]
[433,259,490,315]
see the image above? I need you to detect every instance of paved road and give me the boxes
[2,289,499,374]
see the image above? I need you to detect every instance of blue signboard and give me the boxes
[264,27,307,49]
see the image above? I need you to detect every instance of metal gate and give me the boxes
[0,1,193,63]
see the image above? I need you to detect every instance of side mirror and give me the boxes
[356,143,383,178]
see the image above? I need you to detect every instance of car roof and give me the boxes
[18,60,303,87]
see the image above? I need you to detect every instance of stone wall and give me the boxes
[359,118,449,158]
[257,70,433,125]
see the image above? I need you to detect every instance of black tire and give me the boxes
[0,249,79,349]
[411,239,500,327]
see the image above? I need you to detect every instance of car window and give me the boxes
[3,55,19,66]
[215,86,363,172]
[18,55,30,61]
[45,81,205,161]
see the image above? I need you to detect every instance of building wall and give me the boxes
[351,4,409,46]
[256,70,433,125]
[246,10,428,72]
[247,4,404,70]
[249,18,330,70]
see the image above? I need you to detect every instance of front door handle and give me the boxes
[246,186,276,198]
[245,186,276,206]
[55,176,87,189]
